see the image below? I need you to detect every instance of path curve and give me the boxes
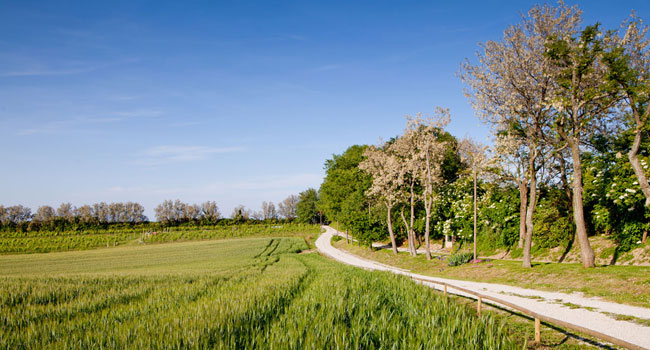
[316,226,650,349]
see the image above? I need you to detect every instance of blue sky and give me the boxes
[1,1,649,219]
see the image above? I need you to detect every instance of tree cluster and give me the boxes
[317,2,650,268]
[0,202,147,232]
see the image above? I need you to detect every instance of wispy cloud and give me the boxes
[115,109,163,118]
[135,145,244,165]
[313,64,341,72]
[2,67,99,77]
[16,109,163,136]
[1,58,140,77]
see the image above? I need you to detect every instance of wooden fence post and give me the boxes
[535,318,541,343]
[443,285,447,295]
[477,297,482,317]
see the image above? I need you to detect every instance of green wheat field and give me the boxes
[0,236,515,349]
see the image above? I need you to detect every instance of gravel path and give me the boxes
[316,226,650,349]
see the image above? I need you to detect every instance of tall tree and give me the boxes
[412,109,451,260]
[296,188,320,224]
[318,145,372,238]
[605,15,650,207]
[360,144,402,255]
[461,2,581,267]
[389,126,421,257]
[459,137,489,262]
[546,24,618,268]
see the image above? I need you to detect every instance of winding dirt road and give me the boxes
[316,225,650,349]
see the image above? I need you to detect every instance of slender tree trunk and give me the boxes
[386,203,398,255]
[628,130,650,206]
[568,137,595,268]
[558,153,573,204]
[517,180,527,249]
[425,201,432,260]
[400,209,415,256]
[409,181,417,256]
[523,148,538,268]
[473,170,477,261]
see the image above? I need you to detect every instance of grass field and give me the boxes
[0,223,321,254]
[0,237,517,349]
[333,239,650,309]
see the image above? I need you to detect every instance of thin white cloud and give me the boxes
[16,109,163,136]
[1,58,140,77]
[135,145,244,165]
[115,109,163,118]
[2,67,99,77]
[313,64,341,72]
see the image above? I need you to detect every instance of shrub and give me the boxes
[447,251,474,267]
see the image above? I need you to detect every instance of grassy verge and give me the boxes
[333,239,650,309]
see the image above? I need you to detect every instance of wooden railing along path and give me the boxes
[408,275,645,350]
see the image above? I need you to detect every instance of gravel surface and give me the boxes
[316,226,650,349]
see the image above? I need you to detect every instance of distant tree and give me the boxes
[200,201,221,222]
[0,205,6,225]
[94,202,109,223]
[261,201,278,220]
[56,203,76,222]
[231,204,251,222]
[278,195,298,221]
[184,203,201,221]
[33,205,56,223]
[77,205,95,224]
[6,205,32,224]
[155,200,175,224]
[296,188,320,224]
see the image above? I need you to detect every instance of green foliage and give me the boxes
[533,195,574,249]
[318,145,385,246]
[0,238,517,349]
[447,251,474,267]
[296,188,320,224]
[582,128,650,252]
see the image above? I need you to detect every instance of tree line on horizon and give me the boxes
[314,2,650,268]
[0,192,320,232]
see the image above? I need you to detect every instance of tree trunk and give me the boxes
[409,181,417,256]
[400,209,416,256]
[473,170,478,261]
[558,153,573,204]
[424,187,432,260]
[523,148,538,268]
[386,203,398,255]
[517,180,527,249]
[425,204,431,260]
[568,137,595,268]
[628,130,650,206]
